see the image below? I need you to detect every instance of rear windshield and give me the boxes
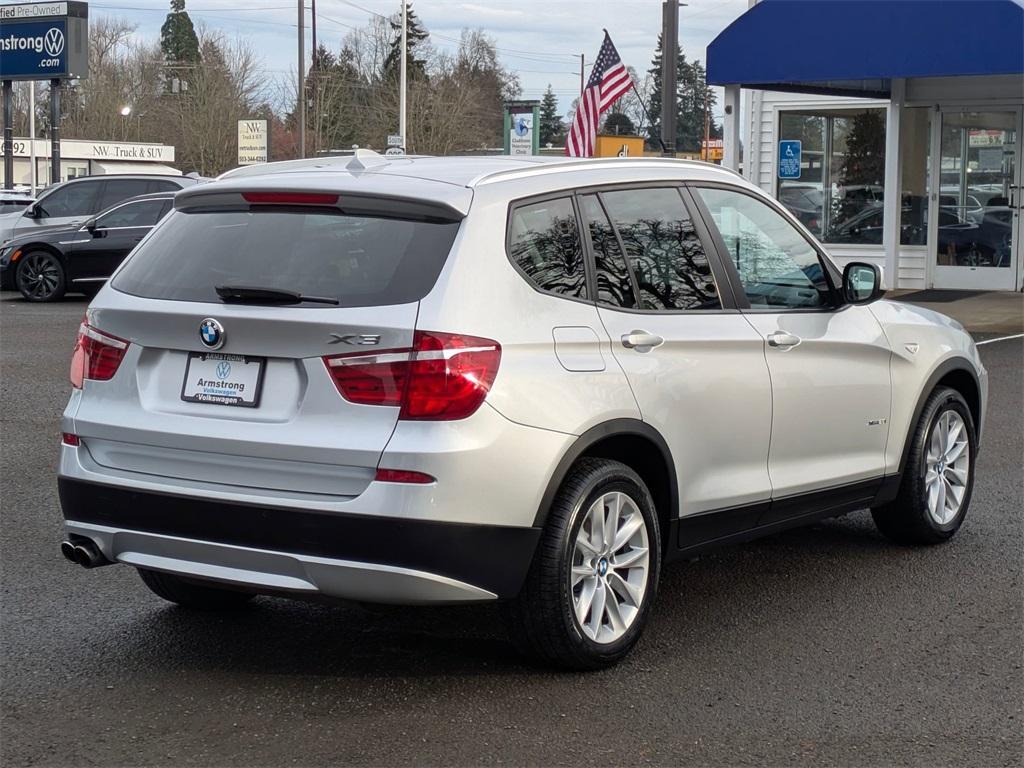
[112,208,461,307]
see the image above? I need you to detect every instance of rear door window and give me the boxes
[112,208,461,308]
[95,200,169,229]
[600,187,722,311]
[508,197,587,300]
[98,180,153,210]
[578,193,636,308]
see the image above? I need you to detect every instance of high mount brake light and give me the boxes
[242,192,339,206]
[323,331,501,421]
[70,322,129,388]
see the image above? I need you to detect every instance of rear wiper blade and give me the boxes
[215,285,340,306]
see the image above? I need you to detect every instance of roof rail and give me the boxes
[468,156,740,187]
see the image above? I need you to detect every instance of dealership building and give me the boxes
[7,138,181,189]
[712,0,1023,292]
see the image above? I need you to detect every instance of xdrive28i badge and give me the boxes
[199,318,225,350]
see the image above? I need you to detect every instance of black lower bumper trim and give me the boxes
[59,478,541,598]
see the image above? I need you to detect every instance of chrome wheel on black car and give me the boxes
[16,251,66,302]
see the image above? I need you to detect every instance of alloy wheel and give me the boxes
[570,491,650,644]
[18,253,61,300]
[924,409,970,525]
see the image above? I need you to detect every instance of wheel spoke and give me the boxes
[604,587,626,634]
[575,578,597,627]
[607,570,643,608]
[611,513,644,552]
[946,439,968,464]
[589,498,606,552]
[611,546,648,569]
[588,581,607,638]
[571,564,592,587]
[935,479,947,521]
[946,466,968,486]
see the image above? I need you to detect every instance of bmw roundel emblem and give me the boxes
[199,318,225,350]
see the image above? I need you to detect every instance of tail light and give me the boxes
[323,331,501,421]
[70,322,129,388]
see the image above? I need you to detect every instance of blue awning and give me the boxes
[707,0,1024,97]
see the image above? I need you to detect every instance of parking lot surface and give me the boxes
[1,292,1021,767]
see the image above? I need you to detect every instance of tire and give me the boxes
[138,568,256,610]
[504,458,662,670]
[16,250,66,302]
[871,386,977,545]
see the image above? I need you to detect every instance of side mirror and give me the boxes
[24,203,40,219]
[843,262,884,305]
[84,217,98,233]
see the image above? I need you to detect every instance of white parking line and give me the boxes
[976,333,1024,346]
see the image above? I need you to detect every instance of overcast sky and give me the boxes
[84,0,750,114]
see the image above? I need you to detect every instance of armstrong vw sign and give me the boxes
[0,2,88,81]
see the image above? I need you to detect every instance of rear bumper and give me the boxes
[59,478,541,603]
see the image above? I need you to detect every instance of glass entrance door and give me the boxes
[932,109,1021,291]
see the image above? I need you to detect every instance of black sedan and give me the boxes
[0,193,174,302]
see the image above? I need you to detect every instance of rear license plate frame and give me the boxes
[180,352,266,408]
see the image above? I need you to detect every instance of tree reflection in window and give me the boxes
[509,198,587,299]
[579,194,636,308]
[601,188,721,311]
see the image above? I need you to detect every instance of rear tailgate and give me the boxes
[71,183,467,498]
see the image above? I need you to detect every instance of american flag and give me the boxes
[566,32,633,157]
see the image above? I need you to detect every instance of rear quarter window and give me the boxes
[111,208,461,308]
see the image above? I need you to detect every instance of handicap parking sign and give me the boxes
[778,140,802,179]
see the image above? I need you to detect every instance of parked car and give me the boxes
[0,190,35,215]
[0,174,197,247]
[58,153,987,669]
[0,193,175,301]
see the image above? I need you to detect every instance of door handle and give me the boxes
[621,330,664,352]
[767,331,801,349]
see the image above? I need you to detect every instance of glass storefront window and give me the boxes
[777,109,886,245]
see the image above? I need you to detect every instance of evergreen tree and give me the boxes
[645,34,718,152]
[160,0,200,64]
[383,3,429,83]
[539,85,563,147]
[602,112,636,136]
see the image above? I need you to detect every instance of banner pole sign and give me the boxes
[236,119,269,166]
[0,1,89,188]
[503,100,540,156]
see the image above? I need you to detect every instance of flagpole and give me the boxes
[631,81,667,154]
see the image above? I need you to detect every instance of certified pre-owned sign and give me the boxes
[0,1,88,81]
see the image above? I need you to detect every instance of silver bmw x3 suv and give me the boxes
[58,153,987,669]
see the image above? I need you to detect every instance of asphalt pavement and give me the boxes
[1,292,1021,767]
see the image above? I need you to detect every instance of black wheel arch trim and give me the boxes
[531,418,679,532]
[898,358,982,477]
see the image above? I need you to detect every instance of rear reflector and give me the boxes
[324,330,501,421]
[374,468,435,484]
[70,322,129,388]
[62,433,80,446]
[242,192,339,206]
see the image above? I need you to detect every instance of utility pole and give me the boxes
[399,0,407,150]
[49,79,60,184]
[311,0,318,154]
[2,80,12,190]
[29,82,37,195]
[297,0,305,158]
[703,88,710,160]
[579,54,584,97]
[661,1,683,157]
